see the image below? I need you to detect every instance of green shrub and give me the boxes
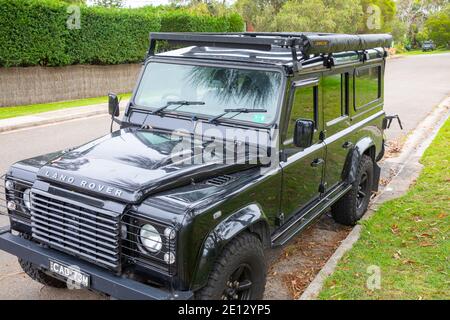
[0,0,70,67]
[66,7,160,65]
[160,11,243,33]
[0,1,244,67]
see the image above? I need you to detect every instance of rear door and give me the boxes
[280,78,326,221]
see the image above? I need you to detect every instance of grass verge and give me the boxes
[319,118,450,300]
[400,48,450,56]
[0,93,131,120]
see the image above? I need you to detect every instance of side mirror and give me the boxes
[294,119,314,148]
[108,93,120,117]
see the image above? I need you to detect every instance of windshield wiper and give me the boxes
[209,108,267,124]
[140,100,205,129]
[151,100,205,115]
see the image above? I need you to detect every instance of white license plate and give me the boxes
[49,260,90,288]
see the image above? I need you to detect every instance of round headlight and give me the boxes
[23,188,31,210]
[140,224,162,253]
[5,180,15,191]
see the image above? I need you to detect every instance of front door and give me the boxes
[280,79,326,220]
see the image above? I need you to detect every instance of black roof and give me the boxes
[149,32,393,69]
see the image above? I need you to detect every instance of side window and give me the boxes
[355,66,380,108]
[286,85,317,143]
[323,74,347,124]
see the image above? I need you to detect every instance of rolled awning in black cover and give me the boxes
[304,34,393,55]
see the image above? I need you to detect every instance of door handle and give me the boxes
[311,158,325,168]
[342,141,354,149]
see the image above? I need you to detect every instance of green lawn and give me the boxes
[319,118,450,300]
[0,93,131,120]
[400,48,450,56]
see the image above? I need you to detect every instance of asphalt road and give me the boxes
[0,53,449,299]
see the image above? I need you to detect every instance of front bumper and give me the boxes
[0,226,193,300]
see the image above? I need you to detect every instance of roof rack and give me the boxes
[148,32,393,70]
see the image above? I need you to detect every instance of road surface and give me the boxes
[0,53,449,299]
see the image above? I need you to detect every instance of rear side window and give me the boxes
[355,66,380,108]
[323,74,348,124]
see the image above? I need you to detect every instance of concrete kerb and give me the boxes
[299,97,450,300]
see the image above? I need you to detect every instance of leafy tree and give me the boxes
[234,0,270,29]
[390,18,408,44]
[92,0,123,8]
[424,4,450,47]
[396,0,449,46]
[260,0,364,33]
[60,0,86,4]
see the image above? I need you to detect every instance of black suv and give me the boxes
[0,32,392,300]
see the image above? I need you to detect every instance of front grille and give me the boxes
[30,189,121,270]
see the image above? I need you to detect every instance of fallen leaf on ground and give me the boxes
[391,224,400,235]
[393,250,402,259]
[419,242,433,247]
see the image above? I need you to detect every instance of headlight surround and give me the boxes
[139,224,163,253]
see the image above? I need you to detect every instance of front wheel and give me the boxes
[331,155,374,226]
[18,258,67,289]
[195,232,266,300]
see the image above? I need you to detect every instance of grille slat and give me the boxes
[32,204,117,235]
[33,199,117,229]
[30,214,117,243]
[33,235,119,269]
[31,218,118,250]
[32,228,119,261]
[30,190,121,271]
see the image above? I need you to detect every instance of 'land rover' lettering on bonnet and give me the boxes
[44,170,123,197]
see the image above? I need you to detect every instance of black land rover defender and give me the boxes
[0,32,393,300]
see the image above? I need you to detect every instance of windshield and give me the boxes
[133,62,283,125]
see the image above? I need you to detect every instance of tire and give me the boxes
[17,234,66,289]
[18,258,67,288]
[331,155,374,226]
[195,232,266,300]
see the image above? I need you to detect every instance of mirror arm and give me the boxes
[110,114,122,133]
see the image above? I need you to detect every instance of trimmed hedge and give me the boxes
[66,7,160,65]
[160,11,244,33]
[0,0,70,67]
[0,0,244,67]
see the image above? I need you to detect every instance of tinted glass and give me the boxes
[355,67,380,108]
[323,74,343,123]
[134,63,282,125]
[287,86,316,140]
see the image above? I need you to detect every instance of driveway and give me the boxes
[0,53,449,299]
